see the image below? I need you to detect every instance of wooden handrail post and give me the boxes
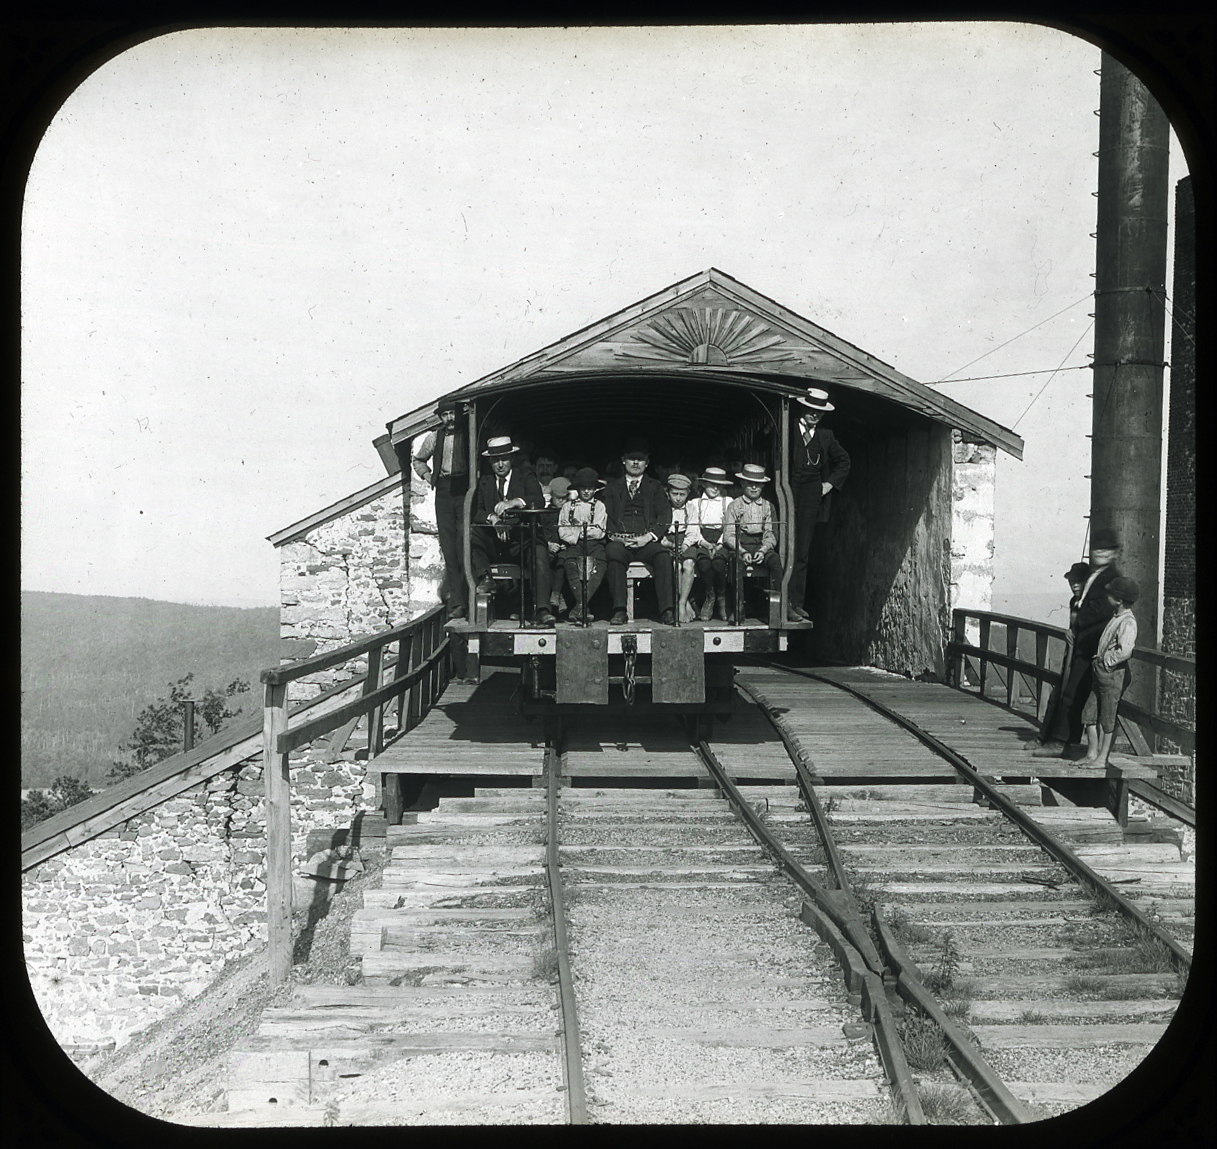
[366,643,384,758]
[978,617,992,697]
[1005,624,1019,707]
[1035,631,1050,721]
[263,680,292,986]
[950,610,967,688]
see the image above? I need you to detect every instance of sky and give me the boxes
[20,24,1186,613]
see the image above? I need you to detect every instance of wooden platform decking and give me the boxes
[372,672,547,777]
[369,663,1161,786]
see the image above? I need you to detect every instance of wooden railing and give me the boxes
[947,608,1195,756]
[261,604,450,983]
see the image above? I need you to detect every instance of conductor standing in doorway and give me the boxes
[788,386,851,620]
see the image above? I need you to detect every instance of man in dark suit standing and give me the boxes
[471,436,554,625]
[601,437,676,626]
[411,397,469,619]
[788,386,851,620]
[1032,528,1124,758]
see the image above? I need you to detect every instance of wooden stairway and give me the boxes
[221,791,566,1126]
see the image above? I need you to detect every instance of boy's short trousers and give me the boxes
[1081,658,1132,733]
[558,541,606,563]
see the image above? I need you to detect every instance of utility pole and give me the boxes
[1091,52,1169,716]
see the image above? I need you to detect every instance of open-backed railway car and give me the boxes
[374,269,1023,722]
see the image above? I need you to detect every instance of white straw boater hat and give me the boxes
[796,386,835,412]
[700,466,729,487]
[735,463,771,483]
[482,436,519,458]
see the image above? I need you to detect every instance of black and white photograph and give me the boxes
[15,18,1203,1136]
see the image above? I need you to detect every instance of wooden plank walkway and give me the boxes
[806,665,1098,779]
[372,672,546,776]
[735,667,958,779]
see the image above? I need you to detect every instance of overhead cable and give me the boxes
[933,295,1093,384]
[1011,321,1095,431]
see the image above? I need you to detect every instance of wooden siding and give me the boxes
[808,419,953,677]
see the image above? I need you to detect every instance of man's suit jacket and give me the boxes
[790,424,851,523]
[598,475,672,541]
[472,464,545,525]
[1074,565,1121,659]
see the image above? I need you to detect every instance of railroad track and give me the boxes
[734,662,1195,1122]
[218,664,1194,1126]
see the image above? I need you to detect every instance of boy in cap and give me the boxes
[601,437,676,625]
[1036,560,1091,748]
[558,467,607,623]
[723,464,784,622]
[1077,576,1140,766]
[658,472,704,623]
[543,475,572,613]
[471,436,553,625]
[1033,529,1123,758]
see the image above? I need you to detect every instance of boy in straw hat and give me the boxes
[471,436,553,625]
[723,464,784,622]
[1077,576,1140,766]
[690,467,731,621]
[790,386,850,620]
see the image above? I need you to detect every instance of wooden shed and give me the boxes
[271,269,1021,683]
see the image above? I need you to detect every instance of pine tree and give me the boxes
[21,774,95,831]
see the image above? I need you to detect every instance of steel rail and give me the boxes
[692,738,925,1124]
[748,660,1192,975]
[732,672,1041,1124]
[544,743,589,1124]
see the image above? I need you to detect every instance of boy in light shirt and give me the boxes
[658,473,704,623]
[690,467,731,621]
[723,464,784,622]
[1078,576,1139,766]
[557,467,607,623]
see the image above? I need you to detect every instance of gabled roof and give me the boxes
[386,268,1023,459]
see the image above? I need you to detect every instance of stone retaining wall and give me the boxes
[276,473,442,702]
[22,747,373,1056]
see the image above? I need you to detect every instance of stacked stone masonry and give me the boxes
[22,749,372,1058]
[277,476,442,702]
[950,430,997,651]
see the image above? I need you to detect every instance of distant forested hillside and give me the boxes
[20,592,294,789]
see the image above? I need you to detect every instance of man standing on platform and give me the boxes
[1032,528,1124,759]
[601,437,676,626]
[788,386,851,620]
[411,397,469,619]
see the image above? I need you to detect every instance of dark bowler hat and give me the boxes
[436,395,465,414]
[1064,562,1091,583]
[482,436,519,459]
[796,386,835,412]
[621,436,651,459]
[1108,576,1140,604]
[573,466,602,490]
[1090,527,1121,550]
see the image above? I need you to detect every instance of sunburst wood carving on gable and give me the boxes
[616,308,798,367]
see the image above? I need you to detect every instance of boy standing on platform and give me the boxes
[1078,577,1140,767]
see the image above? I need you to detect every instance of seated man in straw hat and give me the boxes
[723,463,784,622]
[789,386,851,620]
[470,436,554,625]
